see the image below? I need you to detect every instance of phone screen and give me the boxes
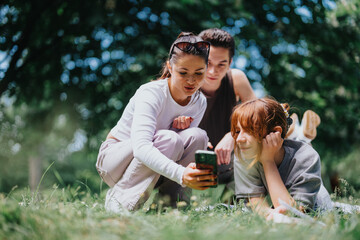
[195,150,218,188]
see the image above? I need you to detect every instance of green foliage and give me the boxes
[0,0,359,192]
[0,102,28,191]
[244,0,360,152]
[332,145,360,192]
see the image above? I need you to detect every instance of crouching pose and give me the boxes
[96,32,217,213]
[231,98,332,219]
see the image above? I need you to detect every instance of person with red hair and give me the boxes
[199,28,320,187]
[230,97,332,219]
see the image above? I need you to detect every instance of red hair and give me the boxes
[230,98,290,166]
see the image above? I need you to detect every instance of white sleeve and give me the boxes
[131,87,185,185]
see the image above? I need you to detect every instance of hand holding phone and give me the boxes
[195,150,218,188]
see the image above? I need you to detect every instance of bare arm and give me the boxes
[214,69,256,164]
[262,161,295,208]
[231,69,256,102]
[260,131,295,208]
[214,132,234,165]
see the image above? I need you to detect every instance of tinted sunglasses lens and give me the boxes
[195,42,210,51]
[176,42,192,51]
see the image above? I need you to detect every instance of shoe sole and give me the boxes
[302,110,321,140]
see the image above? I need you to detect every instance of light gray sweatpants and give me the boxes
[96,128,208,210]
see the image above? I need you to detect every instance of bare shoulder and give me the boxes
[230,68,256,102]
[231,68,247,80]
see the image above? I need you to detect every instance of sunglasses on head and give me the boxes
[169,41,210,59]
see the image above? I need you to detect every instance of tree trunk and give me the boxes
[29,155,42,191]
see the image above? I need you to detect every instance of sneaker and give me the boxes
[285,113,299,140]
[105,187,130,215]
[301,110,321,140]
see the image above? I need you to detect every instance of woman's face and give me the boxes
[234,121,261,160]
[168,54,206,105]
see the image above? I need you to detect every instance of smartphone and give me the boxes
[195,150,218,188]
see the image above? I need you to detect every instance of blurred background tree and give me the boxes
[0,0,359,193]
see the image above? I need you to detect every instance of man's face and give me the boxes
[205,46,232,85]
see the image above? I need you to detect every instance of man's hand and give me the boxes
[172,116,193,130]
[214,132,234,165]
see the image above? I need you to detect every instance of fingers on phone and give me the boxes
[187,162,196,169]
[197,174,217,181]
[192,169,212,178]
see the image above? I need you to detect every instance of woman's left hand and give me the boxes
[259,131,283,164]
[172,116,193,129]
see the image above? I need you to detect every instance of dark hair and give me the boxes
[159,32,209,80]
[199,28,235,60]
[230,97,290,167]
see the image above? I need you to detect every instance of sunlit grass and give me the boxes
[1,185,360,240]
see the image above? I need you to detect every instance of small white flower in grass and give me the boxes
[190,196,197,201]
[176,201,187,208]
[172,209,181,216]
[192,202,198,207]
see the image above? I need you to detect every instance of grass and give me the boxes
[1,185,360,240]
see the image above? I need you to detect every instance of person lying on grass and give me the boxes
[230,97,332,220]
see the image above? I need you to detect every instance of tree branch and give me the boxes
[0,1,63,95]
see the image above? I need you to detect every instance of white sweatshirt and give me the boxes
[110,79,207,185]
